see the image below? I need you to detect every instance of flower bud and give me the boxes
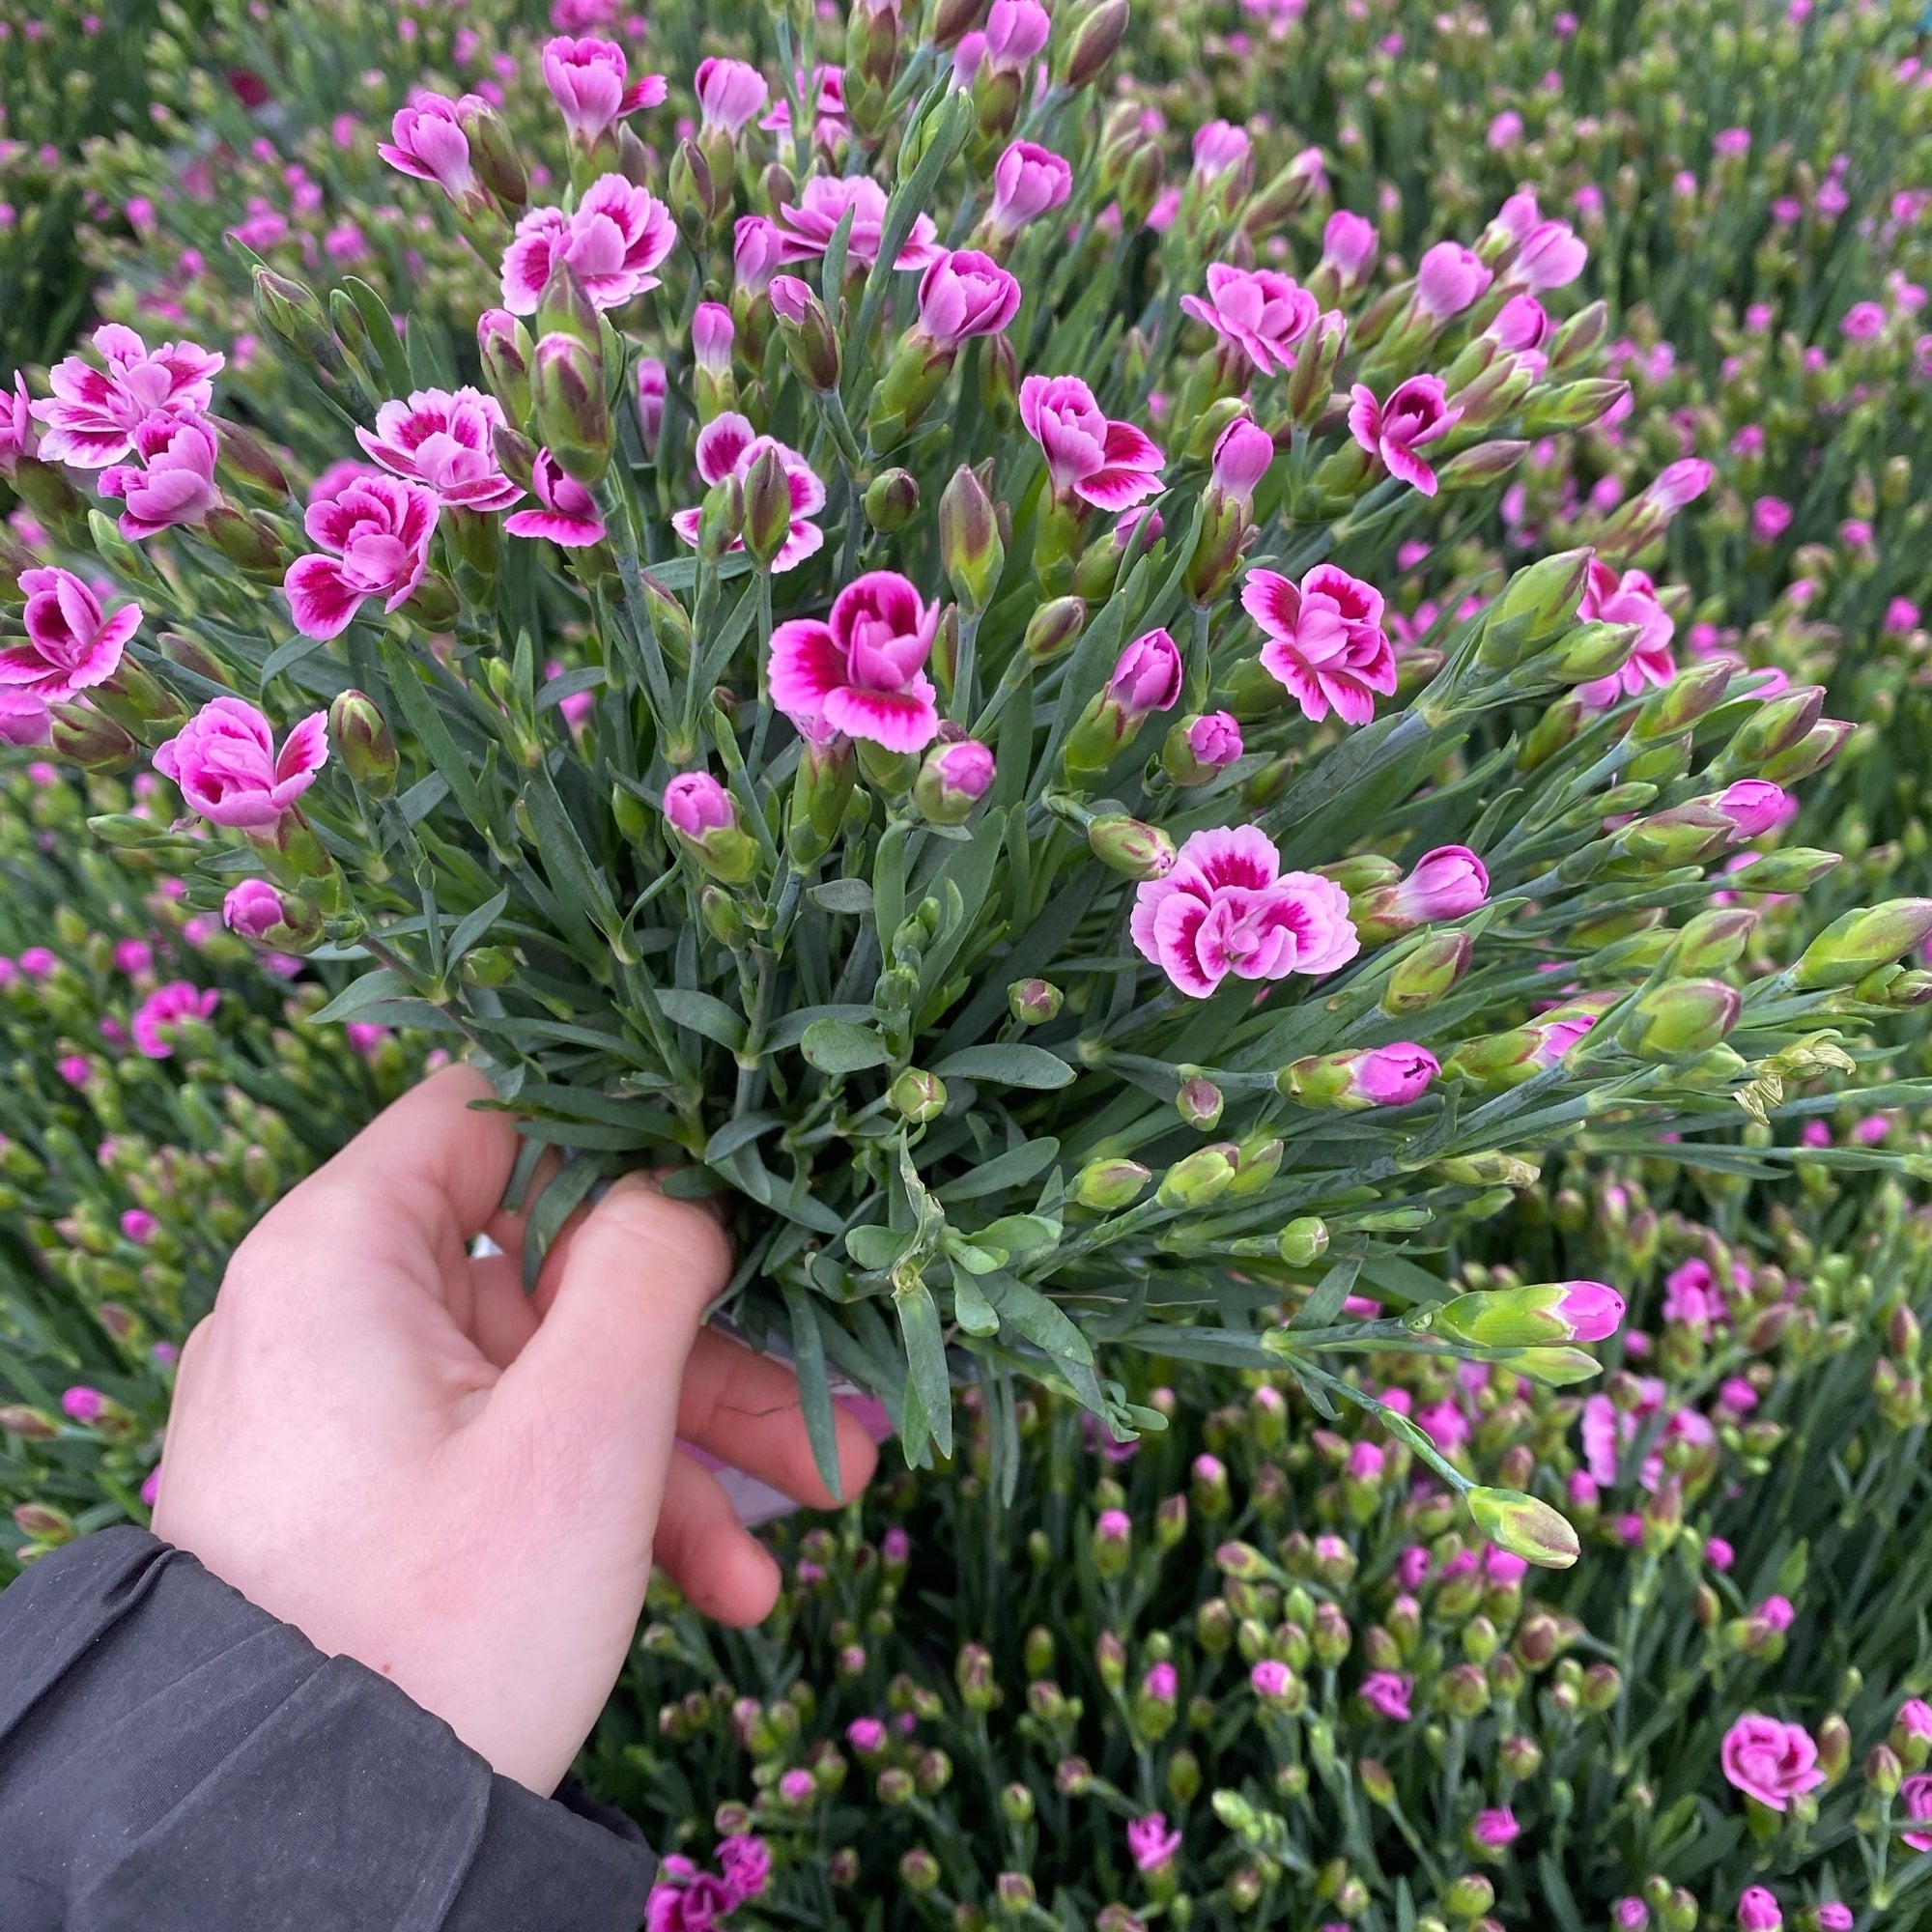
[1622,979,1741,1060]
[1008,979,1063,1025]
[1672,908,1757,977]
[1088,814,1176,880]
[890,1068,948,1124]
[1060,0,1129,87]
[252,267,344,376]
[788,736,855,867]
[1465,1488,1579,1568]
[1176,1076,1224,1130]
[457,96,527,209]
[1758,720,1852,786]
[664,771,759,884]
[1156,1144,1239,1209]
[328,689,399,797]
[940,465,1005,614]
[1381,930,1472,1015]
[768,275,843,392]
[532,332,611,485]
[1793,900,1932,989]
[1072,1158,1151,1211]
[50,703,138,772]
[1478,549,1595,669]
[1023,596,1086,664]
[1162,711,1243,786]
[915,740,995,825]
[742,443,794,567]
[1227,1134,1284,1196]
[1278,1217,1329,1266]
[865,469,920,533]
[1429,1281,1624,1348]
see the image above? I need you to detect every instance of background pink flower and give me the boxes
[1131,825,1360,997]
[541,36,666,142]
[777,175,939,270]
[769,571,940,753]
[1244,563,1396,725]
[988,139,1072,242]
[131,980,220,1059]
[501,175,675,313]
[154,696,329,829]
[6,569,141,701]
[915,249,1022,349]
[1019,374,1164,511]
[377,96,476,200]
[1574,562,1676,707]
[695,57,768,132]
[1182,263,1320,373]
[1349,377,1461,496]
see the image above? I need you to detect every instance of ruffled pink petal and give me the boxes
[669,507,704,548]
[1383,443,1439,496]
[1129,875,1181,965]
[1183,824,1281,894]
[503,505,606,546]
[1099,419,1163,474]
[284,555,364,639]
[1075,464,1164,512]
[1346,386,1381,454]
[696,412,756,485]
[767,619,841,736]
[272,711,330,798]
[1258,640,1328,722]
[771,519,825,574]
[821,675,940,753]
[1240,569,1301,640]
[499,232,557,316]
[1323,670,1378,727]
[70,604,143,688]
[1151,894,1222,997]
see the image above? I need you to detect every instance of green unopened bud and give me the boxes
[50,703,138,772]
[1285,311,1346,427]
[940,464,1005,614]
[891,1067,948,1123]
[1059,0,1129,85]
[1719,684,1825,772]
[1278,1216,1329,1266]
[1008,979,1063,1025]
[1545,619,1641,686]
[1793,899,1932,988]
[1620,978,1742,1060]
[535,262,601,352]
[865,468,921,533]
[1157,1144,1239,1209]
[1435,440,1531,490]
[1089,814,1175,880]
[1672,908,1757,976]
[251,266,343,375]
[1227,1134,1284,1196]
[1867,1744,1904,1798]
[1023,596,1086,664]
[1759,719,1852,785]
[201,505,288,577]
[478,312,535,427]
[1522,376,1629,434]
[638,571,695,670]
[1464,1488,1579,1569]
[1633,658,1732,739]
[458,95,527,208]
[696,476,745,561]
[899,1849,941,1892]
[1729,847,1840,893]
[1444,1873,1495,1918]
[770,278,842,391]
[1618,800,1736,867]
[1176,1076,1224,1130]
[208,414,289,498]
[327,690,398,797]
[532,332,611,485]
[1073,1158,1151,1211]
[1380,930,1471,1014]
[742,443,793,567]
[668,138,721,241]
[994,1873,1036,1918]
[1547,299,1607,374]
[1479,549,1594,669]
[0,1406,57,1440]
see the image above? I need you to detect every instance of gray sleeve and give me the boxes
[0,1527,655,1932]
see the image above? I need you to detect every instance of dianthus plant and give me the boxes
[3,0,1924,1552]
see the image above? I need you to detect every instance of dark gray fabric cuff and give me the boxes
[0,1527,654,1932]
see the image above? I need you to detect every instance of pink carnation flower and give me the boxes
[1360,1670,1413,1720]
[1719,1715,1824,1811]
[504,449,607,546]
[768,570,940,753]
[32,322,223,469]
[1349,376,1461,497]
[914,248,1022,349]
[1511,218,1589,291]
[1126,1813,1182,1873]
[541,36,666,143]
[0,369,36,467]
[1346,1043,1440,1105]
[356,386,522,512]
[1243,564,1396,726]
[377,95,476,201]
[1181,263,1320,374]
[2,568,142,701]
[718,1835,770,1900]
[154,696,329,830]
[1573,561,1676,707]
[98,411,220,541]
[0,690,51,747]
[223,877,291,941]
[1415,241,1492,321]
[670,412,825,574]
[777,174,939,270]
[1131,825,1360,998]
[131,980,220,1059]
[1019,373,1164,512]
[1394,845,1489,920]
[284,472,440,639]
[1903,1773,1932,1852]
[988,139,1072,242]
[501,175,676,314]
[1320,210,1378,285]
[695,57,768,133]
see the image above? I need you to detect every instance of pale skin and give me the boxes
[153,1065,879,1796]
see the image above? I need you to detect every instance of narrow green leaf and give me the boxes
[445,887,510,966]
[782,1283,846,1502]
[1291,1256,1365,1330]
[933,1043,1074,1089]
[985,1269,1093,1366]
[381,639,491,834]
[657,988,749,1051]
[306,967,411,1025]
[703,1114,780,1162]
[934,1137,1060,1203]
[894,1280,954,1461]
[809,877,875,915]
[949,1260,1000,1337]
[522,1158,605,1293]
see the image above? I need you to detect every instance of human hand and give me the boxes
[152,1065,879,1795]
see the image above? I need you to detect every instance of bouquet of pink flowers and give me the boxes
[1,0,1923,1561]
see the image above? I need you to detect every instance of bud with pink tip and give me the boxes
[1185,414,1274,607]
[1415,242,1493,322]
[914,739,996,825]
[767,276,842,394]
[663,771,758,884]
[984,139,1072,248]
[1062,629,1182,781]
[691,301,736,420]
[1163,711,1243,786]
[1278,1043,1440,1110]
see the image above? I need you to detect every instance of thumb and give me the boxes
[496,1175,733,1447]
